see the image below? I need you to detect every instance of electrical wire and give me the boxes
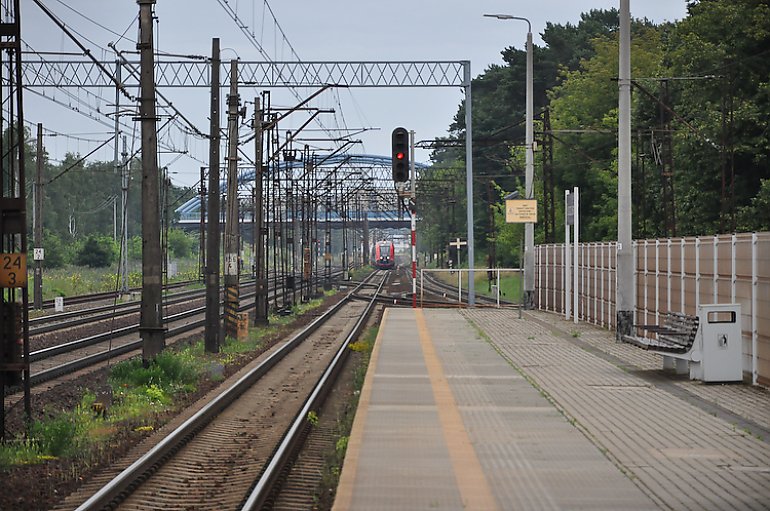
[47,135,115,185]
[52,0,138,45]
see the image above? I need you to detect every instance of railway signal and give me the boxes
[391,127,409,182]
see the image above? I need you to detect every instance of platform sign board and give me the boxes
[0,253,27,287]
[505,199,538,223]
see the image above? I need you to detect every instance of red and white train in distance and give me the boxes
[373,240,395,270]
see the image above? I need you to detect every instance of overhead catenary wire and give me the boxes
[47,135,115,185]
[28,2,209,176]
[214,0,352,155]
[31,0,136,102]
[52,0,138,47]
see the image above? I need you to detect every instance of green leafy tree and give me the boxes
[127,236,143,262]
[426,9,648,256]
[736,178,770,231]
[74,235,117,268]
[39,230,70,268]
[667,0,770,234]
[166,228,196,259]
[548,24,664,240]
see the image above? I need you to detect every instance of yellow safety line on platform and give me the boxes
[415,308,500,511]
[333,308,389,511]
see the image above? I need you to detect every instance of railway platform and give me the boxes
[334,307,770,510]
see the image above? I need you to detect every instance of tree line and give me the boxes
[23,139,196,268]
[419,0,770,268]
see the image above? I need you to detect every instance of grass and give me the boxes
[0,289,334,470]
[35,260,201,301]
[316,325,379,503]
[0,393,119,469]
[426,268,523,303]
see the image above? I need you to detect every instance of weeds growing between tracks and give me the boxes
[0,292,333,473]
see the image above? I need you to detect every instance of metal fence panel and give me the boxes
[535,232,769,385]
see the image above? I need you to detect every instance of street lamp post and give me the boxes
[484,14,535,308]
[617,0,634,336]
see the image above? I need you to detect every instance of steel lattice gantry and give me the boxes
[24,58,480,303]
[23,60,466,88]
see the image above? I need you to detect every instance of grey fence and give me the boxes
[535,232,769,385]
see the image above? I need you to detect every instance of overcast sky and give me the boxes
[24,1,689,187]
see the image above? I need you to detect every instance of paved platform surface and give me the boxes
[333,308,770,510]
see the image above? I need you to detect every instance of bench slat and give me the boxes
[622,311,699,354]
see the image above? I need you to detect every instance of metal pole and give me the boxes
[524,27,535,309]
[565,189,571,320]
[137,0,165,363]
[33,123,43,309]
[463,61,475,305]
[205,38,222,353]
[573,186,579,324]
[113,59,121,240]
[752,232,758,385]
[362,201,369,266]
[410,130,417,308]
[483,14,533,308]
[223,59,240,340]
[617,0,635,337]
[120,135,129,294]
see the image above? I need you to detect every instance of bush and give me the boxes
[110,350,201,392]
[38,230,70,268]
[166,228,196,259]
[127,236,142,262]
[74,235,117,268]
[31,415,78,457]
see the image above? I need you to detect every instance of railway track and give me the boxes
[31,279,201,312]
[4,271,345,402]
[418,267,519,307]
[55,271,386,511]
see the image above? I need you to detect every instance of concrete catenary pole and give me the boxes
[199,165,206,280]
[253,97,269,325]
[223,59,240,340]
[137,0,165,362]
[617,0,635,337]
[205,38,222,353]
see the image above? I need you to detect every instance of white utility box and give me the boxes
[691,304,743,383]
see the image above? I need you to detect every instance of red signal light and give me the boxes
[391,126,410,182]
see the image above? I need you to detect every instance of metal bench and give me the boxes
[621,305,743,382]
[622,312,700,354]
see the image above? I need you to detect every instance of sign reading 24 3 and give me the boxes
[0,253,27,288]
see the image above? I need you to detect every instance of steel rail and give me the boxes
[420,270,517,307]
[29,286,212,335]
[33,278,200,310]
[240,273,385,509]
[73,275,372,511]
[16,272,344,391]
